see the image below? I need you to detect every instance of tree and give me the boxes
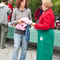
[52,0,60,15]
[28,0,41,22]
[0,0,1,3]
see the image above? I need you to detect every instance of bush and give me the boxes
[52,0,60,15]
[0,0,1,3]
[28,0,41,22]
[13,0,16,8]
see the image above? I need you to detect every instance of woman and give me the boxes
[31,0,55,60]
[12,0,32,60]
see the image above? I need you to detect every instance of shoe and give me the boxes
[1,46,5,49]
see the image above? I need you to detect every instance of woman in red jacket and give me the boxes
[31,0,55,60]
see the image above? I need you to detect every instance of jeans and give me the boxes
[12,33,28,60]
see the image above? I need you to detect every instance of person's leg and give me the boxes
[12,33,22,60]
[20,35,28,60]
[1,24,8,49]
[0,25,1,42]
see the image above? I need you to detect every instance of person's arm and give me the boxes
[11,9,17,24]
[35,14,51,30]
[7,6,12,16]
[28,8,32,20]
[11,9,23,24]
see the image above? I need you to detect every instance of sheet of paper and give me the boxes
[21,17,33,25]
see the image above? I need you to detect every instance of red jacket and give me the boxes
[34,8,43,21]
[7,4,13,22]
[35,9,55,30]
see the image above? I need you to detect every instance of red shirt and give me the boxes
[34,8,43,21]
[35,9,55,30]
[7,4,13,22]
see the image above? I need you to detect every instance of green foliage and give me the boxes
[1,0,60,20]
[28,0,41,22]
[0,0,1,3]
[13,0,16,8]
[52,0,60,15]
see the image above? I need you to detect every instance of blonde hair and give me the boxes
[42,0,53,8]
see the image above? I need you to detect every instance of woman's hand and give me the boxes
[31,23,35,27]
[17,19,23,24]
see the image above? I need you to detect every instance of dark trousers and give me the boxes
[0,24,8,49]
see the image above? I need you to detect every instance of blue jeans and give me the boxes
[12,33,28,60]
